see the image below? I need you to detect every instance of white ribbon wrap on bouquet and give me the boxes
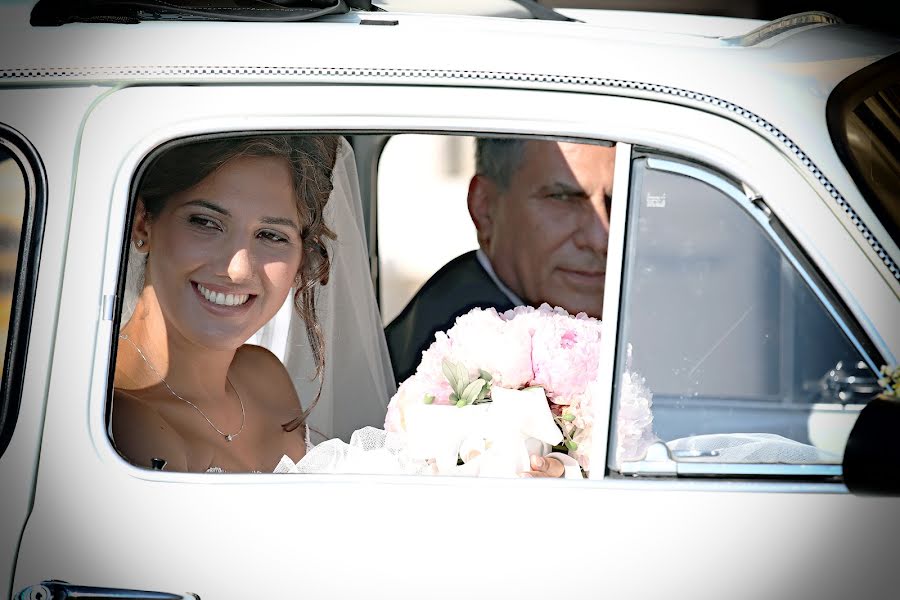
[404,387,564,477]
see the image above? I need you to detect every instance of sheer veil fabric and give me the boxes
[122,137,396,444]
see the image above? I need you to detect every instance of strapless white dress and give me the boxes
[267,426,583,478]
[206,425,316,474]
[268,427,435,475]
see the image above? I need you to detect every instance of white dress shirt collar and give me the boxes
[475,248,525,308]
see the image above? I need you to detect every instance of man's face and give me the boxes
[478,141,615,318]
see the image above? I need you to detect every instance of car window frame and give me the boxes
[607,147,885,481]
[59,83,875,497]
[0,122,46,460]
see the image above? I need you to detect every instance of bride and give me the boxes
[113,135,342,473]
[112,133,568,477]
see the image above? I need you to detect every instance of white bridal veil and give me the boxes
[122,137,396,443]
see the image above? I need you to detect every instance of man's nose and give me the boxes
[574,199,611,252]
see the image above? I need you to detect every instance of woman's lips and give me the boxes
[192,281,257,314]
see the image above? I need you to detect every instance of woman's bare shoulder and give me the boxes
[233,344,303,411]
[112,389,189,471]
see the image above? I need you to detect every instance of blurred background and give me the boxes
[0,153,25,374]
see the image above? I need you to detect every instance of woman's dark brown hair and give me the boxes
[137,134,341,431]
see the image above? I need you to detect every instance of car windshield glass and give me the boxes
[828,53,900,242]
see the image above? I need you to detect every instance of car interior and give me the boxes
[107,130,884,476]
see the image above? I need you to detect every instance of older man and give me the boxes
[385,138,616,384]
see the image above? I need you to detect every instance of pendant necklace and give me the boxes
[118,333,245,442]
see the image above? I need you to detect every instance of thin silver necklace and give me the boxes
[118,333,245,442]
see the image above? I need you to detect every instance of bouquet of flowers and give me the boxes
[385,304,656,476]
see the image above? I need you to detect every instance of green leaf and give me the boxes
[442,358,459,393]
[423,393,435,405]
[479,369,493,383]
[461,378,486,405]
[565,440,579,452]
[562,413,576,422]
[454,362,470,396]
[475,384,490,403]
[442,358,473,397]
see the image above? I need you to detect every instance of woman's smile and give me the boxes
[192,281,257,313]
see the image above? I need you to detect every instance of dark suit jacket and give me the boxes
[385,251,515,384]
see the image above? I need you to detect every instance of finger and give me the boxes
[529,455,565,478]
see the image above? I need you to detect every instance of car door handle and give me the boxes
[17,580,199,600]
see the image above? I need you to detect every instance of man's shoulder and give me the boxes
[385,250,515,382]
[413,250,491,297]
[389,250,509,328]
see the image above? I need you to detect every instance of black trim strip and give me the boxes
[0,123,47,460]
[826,51,900,246]
[31,0,350,26]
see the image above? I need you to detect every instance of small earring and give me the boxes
[135,239,145,248]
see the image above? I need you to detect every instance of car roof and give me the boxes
[3,4,895,87]
[1,2,899,210]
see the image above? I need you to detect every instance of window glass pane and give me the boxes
[0,148,26,379]
[614,156,877,468]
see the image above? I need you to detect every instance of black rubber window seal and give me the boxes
[826,51,900,245]
[0,123,47,460]
[31,0,353,26]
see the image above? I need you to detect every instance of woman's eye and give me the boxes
[258,230,289,244]
[189,215,222,231]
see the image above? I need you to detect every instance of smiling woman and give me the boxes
[112,135,340,473]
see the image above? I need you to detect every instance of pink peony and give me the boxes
[614,368,658,468]
[572,424,593,471]
[415,332,455,405]
[443,307,533,388]
[526,305,602,403]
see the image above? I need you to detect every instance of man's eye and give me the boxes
[258,230,289,244]
[547,192,576,202]
[189,215,222,230]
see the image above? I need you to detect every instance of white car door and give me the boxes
[13,83,900,600]
[0,86,112,599]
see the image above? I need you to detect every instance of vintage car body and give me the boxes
[1,2,898,598]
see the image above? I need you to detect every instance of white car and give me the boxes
[1,1,898,599]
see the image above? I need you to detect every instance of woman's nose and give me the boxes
[225,246,254,282]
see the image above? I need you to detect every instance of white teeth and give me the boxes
[197,284,250,307]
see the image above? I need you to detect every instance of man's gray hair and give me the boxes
[475,138,527,191]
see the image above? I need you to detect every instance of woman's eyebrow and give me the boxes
[185,199,229,216]
[185,199,299,232]
[261,216,300,232]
